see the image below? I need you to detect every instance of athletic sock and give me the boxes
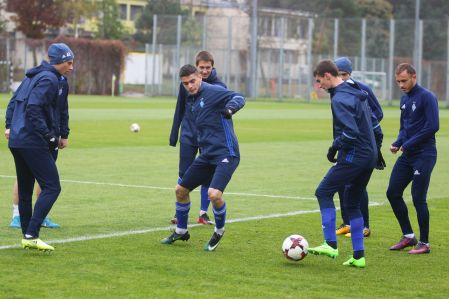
[175,227,188,235]
[404,233,415,239]
[175,202,190,230]
[215,227,224,236]
[213,202,227,230]
[349,216,364,253]
[353,250,364,259]
[200,185,211,212]
[13,204,19,217]
[326,241,337,249]
[321,208,337,244]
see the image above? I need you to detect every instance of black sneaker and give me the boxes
[204,231,224,251]
[197,213,214,225]
[160,231,190,244]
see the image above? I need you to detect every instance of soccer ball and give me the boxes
[282,234,309,261]
[129,123,140,133]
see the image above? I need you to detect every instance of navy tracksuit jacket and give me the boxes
[6,61,69,146]
[391,84,438,155]
[330,82,378,167]
[169,68,226,147]
[353,79,383,122]
[189,82,245,163]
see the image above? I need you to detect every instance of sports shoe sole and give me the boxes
[204,233,223,251]
[308,248,339,259]
[160,232,190,244]
[343,257,366,268]
[21,239,54,252]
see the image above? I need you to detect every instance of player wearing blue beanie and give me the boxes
[48,43,75,65]
[5,43,74,251]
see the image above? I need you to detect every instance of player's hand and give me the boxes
[390,144,399,154]
[44,133,59,151]
[376,148,386,170]
[221,108,235,119]
[5,128,10,140]
[59,138,68,149]
[327,146,337,163]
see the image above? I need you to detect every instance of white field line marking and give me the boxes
[0,174,315,200]
[0,202,384,250]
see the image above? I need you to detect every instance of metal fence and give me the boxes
[1,13,449,106]
[140,14,449,106]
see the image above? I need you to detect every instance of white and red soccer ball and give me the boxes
[282,234,309,261]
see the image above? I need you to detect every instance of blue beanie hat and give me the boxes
[334,57,352,74]
[48,43,74,65]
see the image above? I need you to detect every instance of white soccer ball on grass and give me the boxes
[282,234,309,261]
[129,123,140,133]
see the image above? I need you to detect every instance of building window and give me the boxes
[119,4,127,20]
[130,5,144,21]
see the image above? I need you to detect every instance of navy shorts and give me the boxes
[315,161,373,209]
[180,155,240,192]
[179,143,199,177]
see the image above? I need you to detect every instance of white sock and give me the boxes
[215,227,225,235]
[175,228,187,235]
[199,210,207,216]
[24,234,34,239]
[404,233,415,238]
[12,204,19,217]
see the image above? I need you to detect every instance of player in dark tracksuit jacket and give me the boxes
[308,60,378,268]
[5,43,74,251]
[6,67,69,229]
[169,67,226,225]
[334,57,385,237]
[161,64,245,251]
[387,63,439,254]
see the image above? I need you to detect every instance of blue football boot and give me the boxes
[41,218,61,228]
[9,216,21,229]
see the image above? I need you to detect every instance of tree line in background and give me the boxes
[3,0,449,59]
[1,0,449,95]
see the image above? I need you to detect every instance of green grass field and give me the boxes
[0,94,448,298]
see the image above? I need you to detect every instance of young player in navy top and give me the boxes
[387,63,439,254]
[5,43,74,251]
[169,51,226,226]
[162,64,245,251]
[308,60,381,268]
[334,57,386,239]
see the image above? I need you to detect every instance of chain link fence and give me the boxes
[1,14,449,106]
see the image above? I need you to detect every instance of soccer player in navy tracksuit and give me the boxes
[7,72,69,229]
[169,51,227,226]
[5,43,74,251]
[387,63,439,254]
[308,60,381,268]
[162,64,245,251]
[334,57,386,238]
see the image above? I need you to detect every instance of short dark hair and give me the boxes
[179,64,198,78]
[395,63,416,75]
[195,51,214,66]
[313,60,339,77]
